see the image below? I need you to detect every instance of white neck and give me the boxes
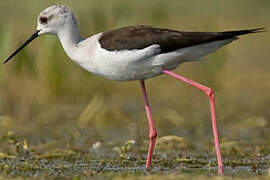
[55,19,100,74]
[57,21,83,61]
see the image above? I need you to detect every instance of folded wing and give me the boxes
[99,25,263,53]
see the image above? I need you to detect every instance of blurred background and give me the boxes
[0,0,269,158]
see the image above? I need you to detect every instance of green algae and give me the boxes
[0,152,15,159]
[155,135,191,151]
[35,149,78,160]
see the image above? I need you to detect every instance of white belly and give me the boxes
[87,45,179,81]
[79,38,234,81]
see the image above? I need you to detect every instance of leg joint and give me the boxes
[205,87,214,99]
[149,129,157,140]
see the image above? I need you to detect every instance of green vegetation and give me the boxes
[0,0,270,179]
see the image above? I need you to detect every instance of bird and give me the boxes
[4,5,264,175]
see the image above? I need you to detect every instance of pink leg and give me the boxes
[140,80,157,169]
[162,69,223,175]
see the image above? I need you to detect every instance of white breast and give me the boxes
[88,37,163,81]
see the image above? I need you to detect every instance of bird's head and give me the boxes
[4,5,75,64]
[37,5,74,35]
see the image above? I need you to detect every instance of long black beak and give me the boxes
[4,30,40,64]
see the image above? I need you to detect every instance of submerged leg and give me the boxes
[140,80,157,169]
[162,69,223,175]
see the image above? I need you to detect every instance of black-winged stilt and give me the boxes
[4,5,264,175]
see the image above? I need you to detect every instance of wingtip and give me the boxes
[250,27,266,33]
[224,27,266,37]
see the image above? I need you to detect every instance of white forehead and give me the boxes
[39,5,71,17]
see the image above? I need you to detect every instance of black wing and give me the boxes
[99,25,263,53]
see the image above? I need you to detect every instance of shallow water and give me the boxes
[0,130,269,179]
[0,157,269,179]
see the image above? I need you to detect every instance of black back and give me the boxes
[99,25,263,53]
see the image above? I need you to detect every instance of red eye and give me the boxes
[40,16,48,24]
